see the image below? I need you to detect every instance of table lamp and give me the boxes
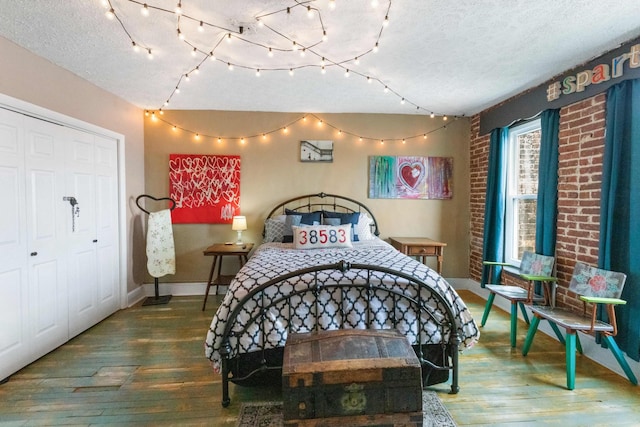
[232,215,247,245]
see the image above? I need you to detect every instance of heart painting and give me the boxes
[169,154,241,223]
[369,155,453,199]
[399,161,426,190]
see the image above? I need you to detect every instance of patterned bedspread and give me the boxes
[204,239,479,371]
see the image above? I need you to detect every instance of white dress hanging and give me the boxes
[146,209,176,278]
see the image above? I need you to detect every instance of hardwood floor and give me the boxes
[0,291,638,426]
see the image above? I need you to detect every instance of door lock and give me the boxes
[63,196,80,231]
[63,196,77,206]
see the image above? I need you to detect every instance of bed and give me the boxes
[204,193,480,407]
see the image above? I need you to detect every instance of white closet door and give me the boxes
[0,109,29,381]
[65,129,119,335]
[24,117,69,358]
[65,128,99,337]
[94,135,119,320]
[0,100,121,381]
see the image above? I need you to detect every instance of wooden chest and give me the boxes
[282,329,423,426]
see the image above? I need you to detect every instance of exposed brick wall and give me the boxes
[469,114,491,282]
[555,94,606,310]
[469,94,607,312]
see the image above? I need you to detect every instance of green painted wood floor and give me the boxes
[0,291,638,426]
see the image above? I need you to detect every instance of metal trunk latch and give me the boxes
[341,383,366,413]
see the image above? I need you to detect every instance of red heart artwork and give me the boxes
[399,162,425,190]
[169,154,241,223]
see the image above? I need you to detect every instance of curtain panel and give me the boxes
[481,127,508,286]
[600,78,640,361]
[535,109,560,257]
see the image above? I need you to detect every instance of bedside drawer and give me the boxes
[389,237,445,274]
[408,246,437,256]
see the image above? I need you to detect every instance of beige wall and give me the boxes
[0,36,146,294]
[144,110,471,282]
[0,35,472,292]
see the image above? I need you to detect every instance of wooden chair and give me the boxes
[522,262,638,390]
[480,251,557,347]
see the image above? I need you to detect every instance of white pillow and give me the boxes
[292,224,353,250]
[356,212,375,240]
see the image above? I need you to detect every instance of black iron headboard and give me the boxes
[262,192,380,238]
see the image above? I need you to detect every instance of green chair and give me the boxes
[481,251,557,347]
[522,262,638,390]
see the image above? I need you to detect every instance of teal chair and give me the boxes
[522,262,638,390]
[481,251,557,347]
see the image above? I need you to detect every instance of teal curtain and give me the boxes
[535,109,559,257]
[599,79,640,361]
[481,127,508,287]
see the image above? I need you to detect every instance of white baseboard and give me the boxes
[446,277,478,290]
[131,279,473,305]
[459,279,640,383]
[127,286,146,307]
[127,281,221,307]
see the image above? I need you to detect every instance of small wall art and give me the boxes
[169,154,241,223]
[300,140,333,162]
[369,156,453,199]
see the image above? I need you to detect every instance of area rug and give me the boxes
[236,390,456,426]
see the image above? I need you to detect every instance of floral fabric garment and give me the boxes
[146,209,176,278]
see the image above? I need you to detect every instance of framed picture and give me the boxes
[300,140,333,162]
[169,154,241,223]
[369,155,453,200]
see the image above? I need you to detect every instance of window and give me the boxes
[504,119,541,266]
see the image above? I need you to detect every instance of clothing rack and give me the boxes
[136,194,176,306]
[136,194,176,214]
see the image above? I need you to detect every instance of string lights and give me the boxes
[144,111,458,146]
[101,0,462,139]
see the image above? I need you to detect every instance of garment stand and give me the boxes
[136,194,176,306]
[142,278,172,306]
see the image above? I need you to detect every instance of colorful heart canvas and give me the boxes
[369,156,453,199]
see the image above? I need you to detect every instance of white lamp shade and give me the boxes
[232,216,247,231]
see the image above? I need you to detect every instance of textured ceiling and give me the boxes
[1,0,640,116]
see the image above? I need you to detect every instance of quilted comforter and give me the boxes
[204,239,479,371]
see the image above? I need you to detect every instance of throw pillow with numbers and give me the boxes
[292,224,353,250]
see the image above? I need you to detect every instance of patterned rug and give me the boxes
[236,390,457,426]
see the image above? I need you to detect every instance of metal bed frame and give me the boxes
[218,261,461,407]
[214,192,463,407]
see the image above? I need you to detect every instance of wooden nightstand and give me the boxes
[202,243,254,310]
[389,237,447,274]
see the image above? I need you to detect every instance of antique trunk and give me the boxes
[282,329,423,426]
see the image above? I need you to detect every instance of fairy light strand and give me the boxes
[102,0,460,119]
[145,111,459,144]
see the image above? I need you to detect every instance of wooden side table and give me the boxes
[389,237,447,274]
[202,243,253,310]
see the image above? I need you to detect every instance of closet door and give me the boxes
[0,103,121,381]
[24,117,69,359]
[66,128,99,337]
[94,135,119,320]
[0,109,29,381]
[66,129,119,336]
